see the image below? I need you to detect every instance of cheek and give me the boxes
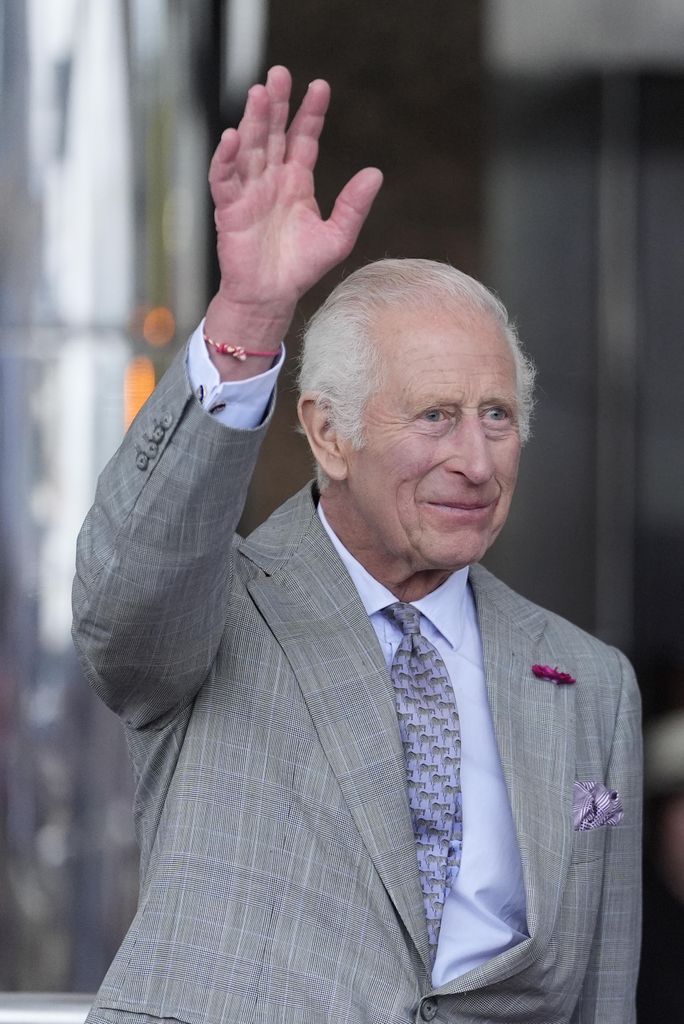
[366,439,432,500]
[394,438,441,481]
[491,455,520,523]
[496,448,521,489]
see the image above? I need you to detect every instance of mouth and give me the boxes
[422,501,495,528]
[426,499,494,512]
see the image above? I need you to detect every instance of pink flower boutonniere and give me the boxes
[532,664,576,685]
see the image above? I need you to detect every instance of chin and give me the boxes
[424,550,482,575]
[435,534,493,569]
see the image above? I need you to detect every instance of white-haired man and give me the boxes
[74,67,641,1024]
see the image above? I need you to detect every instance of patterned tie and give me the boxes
[385,602,463,956]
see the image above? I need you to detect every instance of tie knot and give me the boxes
[384,601,421,636]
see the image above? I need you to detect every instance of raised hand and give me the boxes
[204,66,383,367]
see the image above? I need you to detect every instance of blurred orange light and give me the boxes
[124,356,156,429]
[143,306,176,347]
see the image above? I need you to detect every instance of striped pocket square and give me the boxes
[573,781,624,831]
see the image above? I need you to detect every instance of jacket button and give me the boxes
[136,452,149,471]
[151,425,165,443]
[145,441,158,458]
[420,997,438,1021]
[160,412,173,429]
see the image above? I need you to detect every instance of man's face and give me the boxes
[321,304,522,600]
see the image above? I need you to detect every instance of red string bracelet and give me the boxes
[203,330,280,362]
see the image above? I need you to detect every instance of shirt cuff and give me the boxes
[186,319,285,430]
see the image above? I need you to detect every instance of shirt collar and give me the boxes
[317,503,470,651]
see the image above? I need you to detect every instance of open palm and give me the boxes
[208,67,383,331]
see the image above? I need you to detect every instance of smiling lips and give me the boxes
[426,498,495,512]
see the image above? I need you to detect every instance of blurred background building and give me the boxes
[0,0,682,1017]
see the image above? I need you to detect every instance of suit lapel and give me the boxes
[467,565,576,973]
[243,488,432,972]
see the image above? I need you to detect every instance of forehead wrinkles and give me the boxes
[366,304,519,421]
[374,304,514,366]
[387,349,518,415]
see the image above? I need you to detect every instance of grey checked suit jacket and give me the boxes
[73,349,642,1024]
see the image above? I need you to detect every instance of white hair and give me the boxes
[297,258,536,486]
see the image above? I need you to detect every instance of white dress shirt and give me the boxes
[187,322,528,985]
[186,320,285,429]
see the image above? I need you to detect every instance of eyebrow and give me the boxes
[415,393,519,410]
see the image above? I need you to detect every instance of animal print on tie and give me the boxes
[384,602,463,957]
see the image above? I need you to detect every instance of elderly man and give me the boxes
[73,67,641,1024]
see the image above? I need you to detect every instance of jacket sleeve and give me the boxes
[572,648,642,1024]
[72,345,272,728]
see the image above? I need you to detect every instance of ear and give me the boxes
[297,394,351,482]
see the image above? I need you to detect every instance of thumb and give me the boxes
[327,167,383,254]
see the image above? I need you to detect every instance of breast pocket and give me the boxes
[571,822,608,863]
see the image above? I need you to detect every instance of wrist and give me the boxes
[204,292,293,381]
[203,330,281,363]
[205,292,295,349]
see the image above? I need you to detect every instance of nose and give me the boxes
[443,414,495,485]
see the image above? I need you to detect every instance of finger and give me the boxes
[284,79,331,171]
[327,167,384,254]
[264,65,292,164]
[209,128,243,208]
[234,83,271,178]
[209,128,241,183]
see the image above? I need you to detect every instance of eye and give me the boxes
[414,407,454,436]
[483,406,511,423]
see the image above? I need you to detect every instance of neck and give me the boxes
[388,572,453,603]
[319,493,454,601]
